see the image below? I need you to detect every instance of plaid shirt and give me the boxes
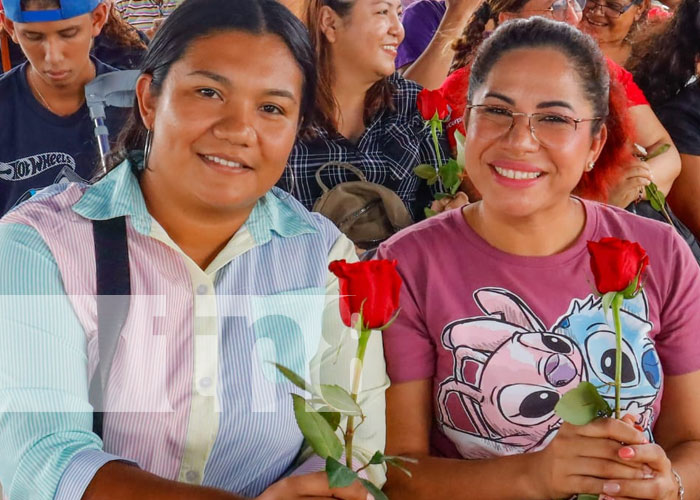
[284,73,449,220]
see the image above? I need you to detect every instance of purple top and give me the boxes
[378,199,700,460]
[396,0,447,69]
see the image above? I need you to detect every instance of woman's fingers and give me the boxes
[266,472,368,500]
[624,162,654,182]
[593,444,676,499]
[562,435,630,462]
[573,457,652,480]
[567,418,648,445]
[606,170,653,207]
[430,192,470,213]
[445,192,469,210]
[599,475,677,500]
[617,443,671,472]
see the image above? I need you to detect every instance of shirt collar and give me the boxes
[72,157,318,243]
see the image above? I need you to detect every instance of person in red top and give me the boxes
[438,0,681,210]
[580,0,671,68]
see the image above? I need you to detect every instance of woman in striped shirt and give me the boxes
[0,0,387,498]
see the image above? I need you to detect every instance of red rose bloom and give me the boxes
[328,259,402,329]
[587,238,649,294]
[417,88,449,121]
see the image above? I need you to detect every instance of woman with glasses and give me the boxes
[580,0,660,67]
[377,16,700,500]
[439,0,682,212]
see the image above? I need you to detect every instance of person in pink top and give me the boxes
[377,17,700,500]
[437,0,681,210]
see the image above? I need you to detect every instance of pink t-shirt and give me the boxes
[377,199,700,460]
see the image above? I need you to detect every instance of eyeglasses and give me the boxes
[584,0,637,18]
[523,0,583,21]
[465,105,604,148]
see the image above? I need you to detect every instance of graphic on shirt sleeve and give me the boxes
[437,287,660,459]
[0,152,77,182]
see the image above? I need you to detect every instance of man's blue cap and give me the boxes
[3,0,101,22]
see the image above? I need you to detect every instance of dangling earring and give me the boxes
[586,161,595,172]
[142,128,153,171]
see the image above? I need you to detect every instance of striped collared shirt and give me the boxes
[115,0,183,30]
[0,160,388,499]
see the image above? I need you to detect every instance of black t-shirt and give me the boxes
[0,58,128,215]
[656,82,700,156]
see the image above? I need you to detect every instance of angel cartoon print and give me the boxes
[437,287,662,460]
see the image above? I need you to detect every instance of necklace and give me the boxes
[29,71,55,113]
[33,84,54,113]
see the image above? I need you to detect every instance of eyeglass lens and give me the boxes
[470,106,579,148]
[585,0,630,17]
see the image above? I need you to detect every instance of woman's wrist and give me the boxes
[511,450,551,500]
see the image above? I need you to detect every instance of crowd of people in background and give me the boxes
[0,0,699,498]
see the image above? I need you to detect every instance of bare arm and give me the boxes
[83,463,370,500]
[400,1,477,90]
[83,463,241,500]
[651,371,700,499]
[628,105,682,196]
[667,154,700,241]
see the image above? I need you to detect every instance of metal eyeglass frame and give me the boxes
[585,0,638,18]
[465,104,605,145]
[521,0,584,20]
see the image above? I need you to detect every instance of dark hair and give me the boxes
[450,0,530,72]
[107,0,316,170]
[305,0,395,134]
[102,3,148,50]
[469,17,609,131]
[631,0,700,108]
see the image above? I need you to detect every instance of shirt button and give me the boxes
[196,284,208,295]
[199,377,212,389]
[185,470,199,483]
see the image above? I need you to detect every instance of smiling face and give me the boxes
[3,4,107,89]
[581,0,645,44]
[326,0,404,82]
[463,47,606,219]
[136,31,304,215]
[506,0,583,26]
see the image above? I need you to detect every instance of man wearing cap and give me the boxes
[0,0,127,215]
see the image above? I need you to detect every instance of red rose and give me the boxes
[417,88,449,121]
[587,238,649,294]
[328,259,402,329]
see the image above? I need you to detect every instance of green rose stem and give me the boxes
[637,143,675,228]
[612,293,624,419]
[430,116,443,169]
[345,317,372,469]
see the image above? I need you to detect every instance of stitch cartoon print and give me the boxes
[437,287,662,459]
